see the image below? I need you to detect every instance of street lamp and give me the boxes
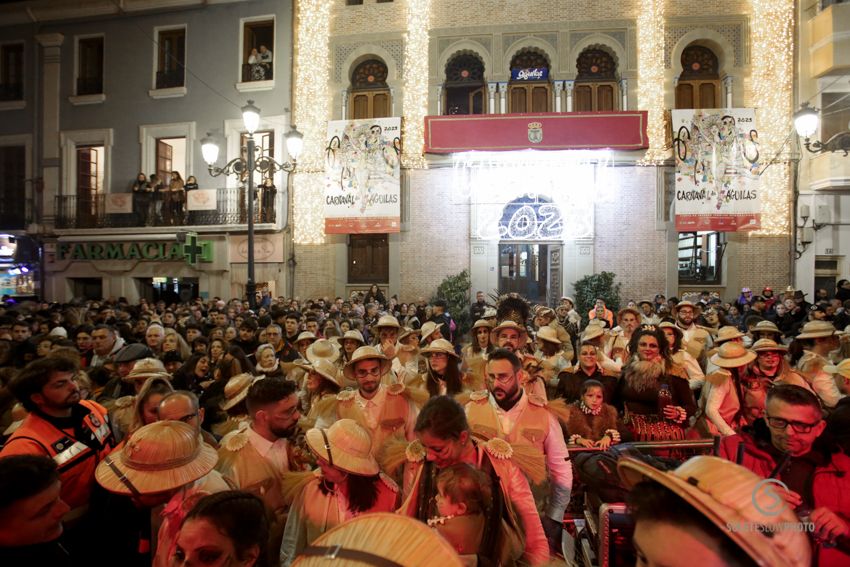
[794,102,850,156]
[201,100,302,309]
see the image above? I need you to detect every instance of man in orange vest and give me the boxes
[1,357,115,539]
[587,298,615,328]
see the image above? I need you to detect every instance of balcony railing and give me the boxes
[241,63,274,83]
[155,69,185,90]
[55,187,281,230]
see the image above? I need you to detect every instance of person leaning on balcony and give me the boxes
[132,172,150,225]
[260,177,276,223]
[149,173,164,226]
[166,171,185,226]
[184,175,199,224]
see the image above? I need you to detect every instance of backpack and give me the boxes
[573,443,679,503]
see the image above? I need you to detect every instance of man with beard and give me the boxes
[490,320,527,354]
[465,349,571,555]
[1,357,115,559]
[372,314,401,360]
[89,324,126,368]
[469,290,488,323]
[604,307,641,363]
[673,300,712,368]
[334,346,418,456]
[216,377,303,557]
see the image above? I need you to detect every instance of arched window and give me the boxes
[508,48,551,113]
[349,58,390,119]
[574,47,619,111]
[444,52,486,115]
[675,44,720,109]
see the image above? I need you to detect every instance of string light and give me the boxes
[401,0,430,169]
[636,0,667,164]
[752,0,794,236]
[292,0,332,244]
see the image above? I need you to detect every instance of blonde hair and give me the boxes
[436,463,492,514]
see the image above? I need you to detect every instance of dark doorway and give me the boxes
[498,243,548,302]
[70,277,102,300]
[137,277,198,304]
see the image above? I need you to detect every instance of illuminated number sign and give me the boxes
[498,195,563,240]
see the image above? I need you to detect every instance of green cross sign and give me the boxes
[182,232,212,265]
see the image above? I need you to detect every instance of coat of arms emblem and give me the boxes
[528,121,543,143]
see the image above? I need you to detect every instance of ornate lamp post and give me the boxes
[201,100,303,309]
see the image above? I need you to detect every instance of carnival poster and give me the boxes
[672,108,761,232]
[324,117,401,234]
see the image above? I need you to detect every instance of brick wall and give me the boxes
[293,242,336,300]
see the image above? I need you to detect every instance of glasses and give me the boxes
[765,416,821,433]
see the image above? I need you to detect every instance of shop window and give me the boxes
[0,43,23,101]
[574,47,618,111]
[444,53,486,115]
[678,231,724,284]
[350,59,390,119]
[508,49,551,113]
[675,45,720,109]
[0,145,25,229]
[242,18,274,82]
[156,27,186,89]
[71,277,102,301]
[348,234,389,284]
[76,36,104,96]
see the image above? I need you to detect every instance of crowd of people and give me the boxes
[0,278,849,566]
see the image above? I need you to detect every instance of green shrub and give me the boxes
[573,271,621,323]
[432,270,472,339]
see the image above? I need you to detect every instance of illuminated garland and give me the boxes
[293,0,332,244]
[636,0,667,164]
[401,0,430,169]
[751,0,794,236]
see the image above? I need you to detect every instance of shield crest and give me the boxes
[528,121,543,144]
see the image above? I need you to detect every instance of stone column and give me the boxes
[488,82,497,114]
[389,86,396,116]
[723,75,733,107]
[435,85,443,115]
[620,78,628,110]
[553,81,564,113]
[36,33,64,225]
[565,80,574,112]
[341,89,348,119]
[498,82,508,114]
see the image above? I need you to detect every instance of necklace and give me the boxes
[580,400,602,415]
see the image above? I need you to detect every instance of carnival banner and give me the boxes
[186,189,217,211]
[324,117,401,234]
[672,108,761,232]
[104,193,133,214]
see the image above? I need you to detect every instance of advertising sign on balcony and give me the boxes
[105,193,133,214]
[324,117,401,234]
[510,67,549,81]
[672,108,761,232]
[186,189,218,211]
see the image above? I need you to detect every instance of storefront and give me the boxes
[0,234,40,299]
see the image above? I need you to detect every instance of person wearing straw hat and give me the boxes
[211,372,254,438]
[489,319,527,355]
[279,419,399,566]
[533,326,570,390]
[752,319,783,343]
[692,342,756,437]
[292,513,463,567]
[371,314,401,360]
[289,338,340,390]
[824,359,850,395]
[217,378,305,560]
[112,374,174,442]
[719,384,850,566]
[393,327,425,388]
[704,324,747,374]
[465,349,571,555]
[420,320,444,346]
[333,346,420,457]
[618,455,811,567]
[396,395,549,565]
[533,307,574,362]
[603,307,641,365]
[791,321,846,409]
[461,319,493,392]
[95,420,228,567]
[298,359,342,430]
[418,338,465,398]
[658,321,705,390]
[747,339,809,399]
[673,300,713,368]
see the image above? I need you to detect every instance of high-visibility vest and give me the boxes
[1,399,115,513]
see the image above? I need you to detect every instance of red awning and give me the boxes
[424,111,649,153]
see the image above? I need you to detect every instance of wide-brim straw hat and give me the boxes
[751,338,788,353]
[796,320,841,340]
[123,357,170,383]
[671,300,701,315]
[580,321,606,342]
[305,419,379,476]
[471,319,493,331]
[220,372,257,410]
[535,325,561,345]
[372,315,400,330]
[95,421,218,495]
[715,325,745,343]
[618,456,811,567]
[752,320,781,335]
[294,331,318,346]
[291,513,463,567]
[343,346,391,380]
[420,338,460,359]
[419,321,444,343]
[398,327,421,342]
[335,329,365,345]
[824,359,850,379]
[658,321,683,337]
[535,307,555,319]
[306,339,340,364]
[710,342,756,368]
[305,358,342,388]
[489,320,528,344]
[637,299,654,308]
[617,307,641,321]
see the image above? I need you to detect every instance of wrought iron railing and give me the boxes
[55,187,282,230]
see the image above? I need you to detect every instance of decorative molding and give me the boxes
[148,86,188,99]
[235,80,275,93]
[0,101,26,111]
[69,94,106,106]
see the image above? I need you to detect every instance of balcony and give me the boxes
[55,187,283,231]
[810,1,850,77]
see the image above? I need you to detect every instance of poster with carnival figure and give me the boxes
[324,117,401,234]
[672,108,761,231]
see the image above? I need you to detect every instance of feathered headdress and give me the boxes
[493,293,531,326]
